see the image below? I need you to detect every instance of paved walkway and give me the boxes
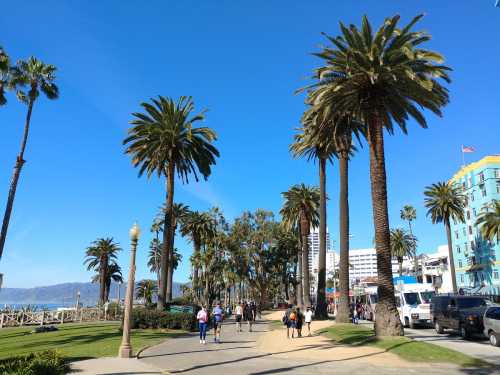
[138,317,491,375]
[71,357,162,374]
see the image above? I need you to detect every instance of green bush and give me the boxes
[0,350,69,375]
[130,308,196,331]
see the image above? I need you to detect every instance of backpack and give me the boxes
[282,314,288,325]
[289,311,297,321]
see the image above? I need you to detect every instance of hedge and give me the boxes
[130,308,196,331]
[0,350,69,375]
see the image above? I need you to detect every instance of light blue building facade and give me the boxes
[450,155,500,294]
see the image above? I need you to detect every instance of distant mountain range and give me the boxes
[0,282,183,306]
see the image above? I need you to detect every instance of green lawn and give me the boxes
[0,322,184,361]
[319,324,490,368]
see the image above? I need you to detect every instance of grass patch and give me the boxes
[319,324,490,368]
[0,322,184,361]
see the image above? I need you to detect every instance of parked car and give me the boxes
[484,305,500,347]
[430,295,489,339]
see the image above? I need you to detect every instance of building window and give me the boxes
[456,245,461,254]
[464,197,468,207]
[460,274,464,283]
[480,273,484,282]
[473,208,477,216]
[494,271,499,280]
[481,188,487,197]
[465,242,469,252]
[470,192,474,202]
[497,182,500,194]
[479,172,485,183]
[471,241,475,250]
[466,211,470,220]
[468,225,473,235]
[463,227,466,236]
[462,181,466,190]
[467,175,472,187]
[455,230,459,239]
[458,260,462,268]
[496,169,500,178]
[453,218,457,225]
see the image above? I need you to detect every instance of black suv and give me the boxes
[430,295,489,339]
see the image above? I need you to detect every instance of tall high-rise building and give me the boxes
[449,155,500,294]
[307,227,332,274]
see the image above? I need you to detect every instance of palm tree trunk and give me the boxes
[367,116,402,336]
[99,256,107,306]
[166,220,176,302]
[399,259,403,276]
[0,97,35,260]
[408,221,419,280]
[158,163,175,311]
[296,242,304,308]
[337,154,351,323]
[301,215,312,308]
[316,158,328,319]
[445,219,458,293]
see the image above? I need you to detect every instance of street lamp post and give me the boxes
[118,223,141,358]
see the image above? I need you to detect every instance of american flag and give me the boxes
[462,145,475,153]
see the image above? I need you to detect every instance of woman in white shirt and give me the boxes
[304,307,313,336]
[235,303,243,332]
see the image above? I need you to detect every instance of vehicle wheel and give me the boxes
[435,321,444,334]
[459,325,470,340]
[404,317,410,328]
[489,332,500,347]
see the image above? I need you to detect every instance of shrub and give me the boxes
[130,308,196,331]
[0,350,69,375]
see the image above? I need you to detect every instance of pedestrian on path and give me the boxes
[289,308,297,338]
[235,302,243,332]
[244,302,254,332]
[283,304,294,339]
[304,307,313,336]
[197,306,208,344]
[296,308,303,338]
[212,302,224,343]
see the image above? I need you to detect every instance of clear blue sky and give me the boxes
[1,1,499,288]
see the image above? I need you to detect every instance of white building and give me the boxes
[420,245,453,293]
[348,248,412,284]
[307,227,332,273]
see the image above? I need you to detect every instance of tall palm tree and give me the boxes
[91,262,123,302]
[0,46,10,106]
[180,211,216,300]
[390,228,417,276]
[424,182,465,293]
[400,205,418,277]
[281,184,320,308]
[164,203,190,302]
[124,96,219,310]
[290,114,335,319]
[84,238,122,306]
[148,238,162,289]
[0,57,59,260]
[476,200,500,242]
[136,279,158,305]
[304,14,451,336]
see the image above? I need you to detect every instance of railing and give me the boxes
[0,308,122,328]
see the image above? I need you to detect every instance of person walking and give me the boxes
[196,306,208,344]
[288,308,297,338]
[296,308,303,338]
[283,304,294,339]
[244,302,254,332]
[212,302,224,343]
[304,306,313,336]
[235,302,243,332]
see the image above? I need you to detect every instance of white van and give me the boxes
[395,284,435,328]
[363,286,378,321]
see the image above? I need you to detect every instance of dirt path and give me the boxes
[258,311,434,368]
